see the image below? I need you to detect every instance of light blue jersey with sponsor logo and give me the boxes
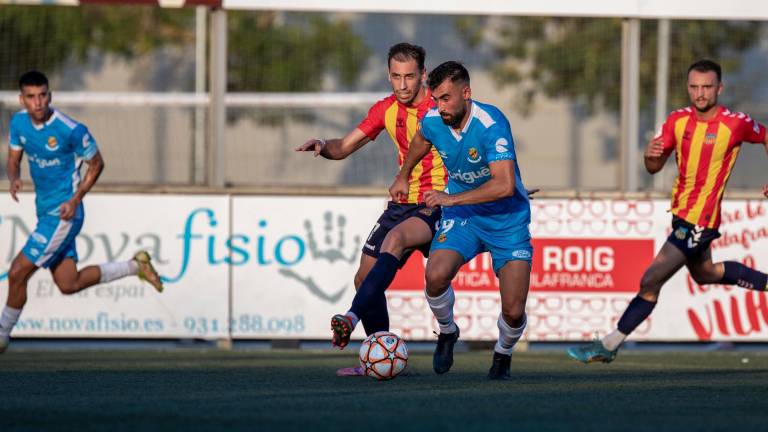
[419,100,530,230]
[9,109,99,218]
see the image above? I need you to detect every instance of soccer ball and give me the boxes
[358,331,408,380]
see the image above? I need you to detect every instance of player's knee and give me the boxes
[689,268,718,285]
[380,230,406,255]
[425,267,451,297]
[639,271,662,296]
[55,281,79,295]
[8,261,31,286]
[501,302,525,324]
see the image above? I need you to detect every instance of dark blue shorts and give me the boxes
[667,216,721,258]
[362,202,442,264]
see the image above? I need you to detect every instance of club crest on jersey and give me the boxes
[467,147,481,163]
[47,136,59,151]
[437,233,447,243]
[704,133,716,145]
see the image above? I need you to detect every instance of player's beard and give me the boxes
[694,97,717,113]
[440,106,466,128]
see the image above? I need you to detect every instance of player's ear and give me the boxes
[462,85,471,101]
[717,82,723,96]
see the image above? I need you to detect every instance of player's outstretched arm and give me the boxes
[390,131,431,201]
[295,128,370,160]
[424,159,516,208]
[7,148,23,202]
[60,151,104,221]
[643,137,669,174]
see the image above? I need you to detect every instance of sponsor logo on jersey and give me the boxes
[438,150,448,160]
[448,167,491,184]
[47,136,59,151]
[704,133,716,145]
[28,155,62,169]
[511,249,532,259]
[467,147,481,163]
[495,138,509,153]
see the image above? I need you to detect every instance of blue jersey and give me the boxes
[419,100,530,230]
[9,109,99,218]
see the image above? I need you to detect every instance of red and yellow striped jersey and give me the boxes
[658,105,766,228]
[357,89,447,204]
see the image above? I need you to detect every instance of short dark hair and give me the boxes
[388,43,426,71]
[19,70,49,90]
[427,61,470,91]
[688,59,722,82]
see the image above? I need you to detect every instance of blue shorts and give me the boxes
[430,215,532,274]
[667,216,721,259]
[22,216,83,269]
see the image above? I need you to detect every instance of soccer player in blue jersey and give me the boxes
[390,61,532,379]
[1,71,164,353]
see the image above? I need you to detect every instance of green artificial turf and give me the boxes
[1,350,767,431]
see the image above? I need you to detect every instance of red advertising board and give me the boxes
[390,238,654,293]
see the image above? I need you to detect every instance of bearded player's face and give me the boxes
[431,79,471,129]
[388,58,425,105]
[687,70,722,114]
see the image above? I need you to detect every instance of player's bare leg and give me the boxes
[425,249,464,374]
[334,217,433,347]
[688,248,768,291]
[334,217,433,376]
[50,258,101,295]
[568,242,686,363]
[488,260,531,380]
[0,254,38,353]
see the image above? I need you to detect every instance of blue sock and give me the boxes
[360,292,390,336]
[721,261,767,291]
[349,252,399,322]
[617,296,656,335]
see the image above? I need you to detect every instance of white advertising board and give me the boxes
[0,194,230,339]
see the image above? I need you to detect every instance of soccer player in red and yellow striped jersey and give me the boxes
[568,59,768,364]
[296,43,445,376]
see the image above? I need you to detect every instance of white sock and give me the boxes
[494,313,527,355]
[426,286,457,334]
[602,329,627,351]
[99,260,139,283]
[0,306,22,336]
[344,311,359,328]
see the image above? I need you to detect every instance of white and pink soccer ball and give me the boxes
[358,331,408,380]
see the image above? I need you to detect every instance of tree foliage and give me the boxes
[0,6,368,92]
[460,17,760,115]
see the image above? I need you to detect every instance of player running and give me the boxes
[1,71,164,353]
[296,43,446,376]
[390,61,533,380]
[568,59,768,364]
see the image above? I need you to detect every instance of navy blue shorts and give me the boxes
[362,202,442,264]
[667,216,721,258]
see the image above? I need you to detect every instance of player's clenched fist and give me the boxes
[644,137,665,159]
[388,175,409,202]
[295,138,326,157]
